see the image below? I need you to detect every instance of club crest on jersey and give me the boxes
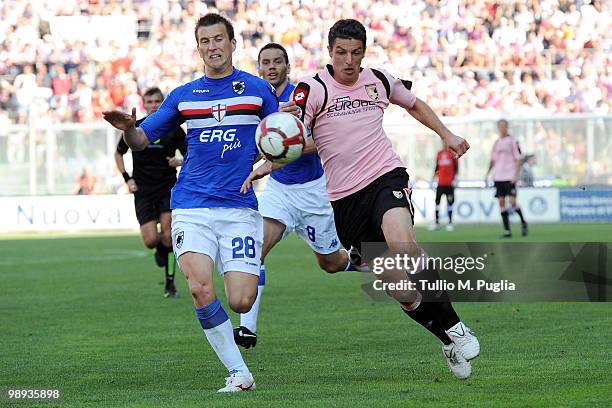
[365,84,379,101]
[393,190,403,199]
[175,231,184,249]
[232,81,245,95]
[211,104,227,122]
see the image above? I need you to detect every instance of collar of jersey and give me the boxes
[203,67,238,83]
[325,64,364,90]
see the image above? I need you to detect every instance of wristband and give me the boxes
[122,172,132,182]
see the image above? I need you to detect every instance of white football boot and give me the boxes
[443,343,471,379]
[445,322,480,361]
[217,372,256,393]
[427,223,440,231]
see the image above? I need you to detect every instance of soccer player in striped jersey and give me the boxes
[234,43,367,349]
[103,13,278,392]
[428,148,458,231]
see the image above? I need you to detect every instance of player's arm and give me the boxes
[103,108,149,151]
[114,137,138,192]
[407,99,468,158]
[511,139,522,184]
[432,160,439,183]
[384,71,468,158]
[240,160,287,194]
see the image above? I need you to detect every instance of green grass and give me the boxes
[1,224,612,407]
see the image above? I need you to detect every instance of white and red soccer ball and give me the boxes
[255,112,306,164]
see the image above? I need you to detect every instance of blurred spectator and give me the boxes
[520,154,536,187]
[71,166,99,195]
[0,0,609,123]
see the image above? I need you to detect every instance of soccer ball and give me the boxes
[255,112,306,164]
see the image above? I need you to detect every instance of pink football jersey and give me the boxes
[491,135,522,181]
[293,65,416,200]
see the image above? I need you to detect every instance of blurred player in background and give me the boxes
[104,14,278,392]
[243,19,479,380]
[234,43,366,350]
[114,86,186,298]
[485,119,528,237]
[428,147,458,231]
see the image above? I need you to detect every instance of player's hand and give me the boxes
[445,133,470,159]
[102,107,137,131]
[240,161,273,194]
[167,156,182,167]
[127,178,138,193]
[279,101,299,118]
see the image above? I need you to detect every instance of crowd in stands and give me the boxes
[0,0,609,124]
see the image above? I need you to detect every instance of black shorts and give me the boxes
[330,167,415,255]
[435,185,455,205]
[494,181,517,198]
[134,190,171,225]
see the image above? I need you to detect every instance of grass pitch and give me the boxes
[1,224,611,407]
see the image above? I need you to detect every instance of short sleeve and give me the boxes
[291,79,320,130]
[375,68,417,110]
[139,86,185,143]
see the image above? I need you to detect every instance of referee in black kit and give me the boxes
[114,87,187,298]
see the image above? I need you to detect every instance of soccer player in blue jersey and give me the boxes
[103,14,278,393]
[234,43,367,349]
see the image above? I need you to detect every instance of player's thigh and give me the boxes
[139,220,159,248]
[177,252,217,305]
[223,271,259,311]
[159,211,172,242]
[215,208,263,277]
[446,187,455,205]
[509,195,518,207]
[295,209,341,255]
[262,217,286,262]
[435,187,443,205]
[258,179,296,237]
[381,207,417,248]
[134,192,158,228]
[171,208,219,267]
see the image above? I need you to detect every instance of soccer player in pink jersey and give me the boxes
[242,19,479,380]
[485,119,528,237]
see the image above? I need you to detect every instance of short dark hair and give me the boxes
[258,43,289,64]
[194,13,234,43]
[328,19,366,49]
[143,87,164,100]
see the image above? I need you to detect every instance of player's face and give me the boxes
[143,94,163,115]
[497,120,509,136]
[258,48,290,90]
[328,38,365,86]
[196,23,236,77]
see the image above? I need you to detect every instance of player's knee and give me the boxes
[143,236,158,249]
[228,294,255,313]
[189,282,215,305]
[160,232,172,247]
[318,258,341,274]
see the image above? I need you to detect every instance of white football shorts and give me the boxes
[258,175,341,255]
[171,207,263,276]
